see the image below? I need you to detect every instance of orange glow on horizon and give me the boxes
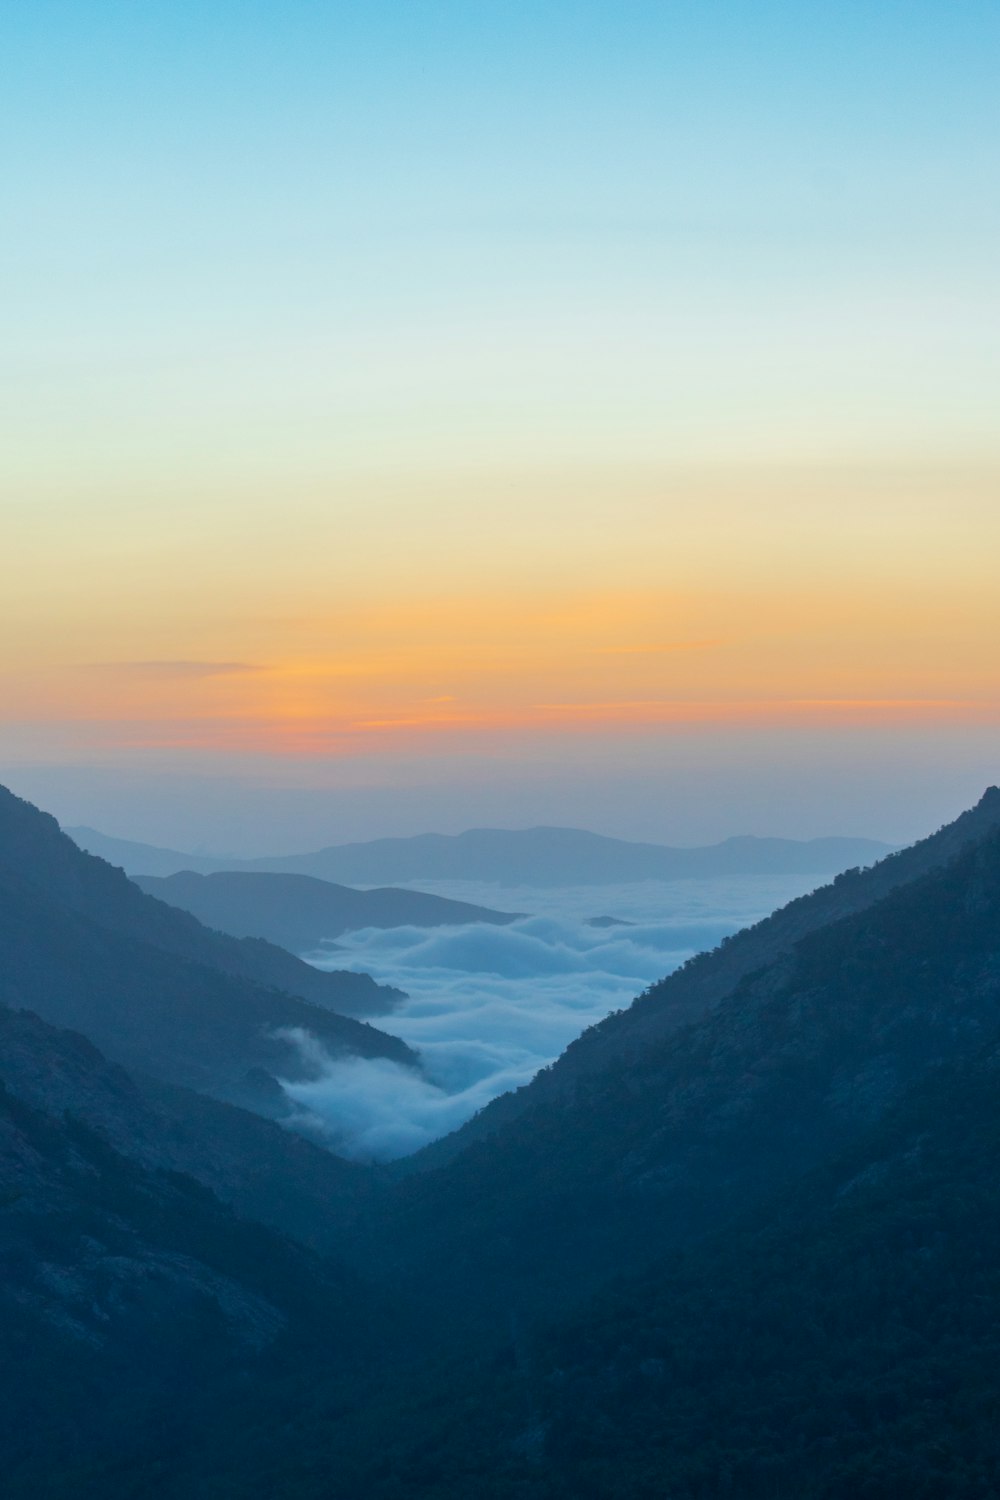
[4,520,999,763]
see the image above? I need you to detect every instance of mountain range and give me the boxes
[5,783,1000,1496]
[132,869,520,955]
[0,786,414,1115]
[67,821,893,885]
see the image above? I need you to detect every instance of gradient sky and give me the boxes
[2,2,999,848]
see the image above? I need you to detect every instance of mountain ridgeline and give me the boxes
[68,821,893,884]
[0,786,415,1117]
[4,783,1000,1497]
[132,869,521,955]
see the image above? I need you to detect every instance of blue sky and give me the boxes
[2,1,998,848]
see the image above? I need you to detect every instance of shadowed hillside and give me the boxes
[0,786,416,1115]
[415,787,1000,1164]
[0,1005,374,1248]
[0,790,404,1019]
[8,788,1000,1499]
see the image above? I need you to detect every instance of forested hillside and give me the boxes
[5,788,1000,1497]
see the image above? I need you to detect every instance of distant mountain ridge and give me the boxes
[67,822,893,885]
[408,786,1000,1165]
[132,870,521,954]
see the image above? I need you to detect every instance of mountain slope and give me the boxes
[0,1005,372,1248]
[72,787,1000,1500]
[68,821,892,884]
[356,800,1000,1326]
[0,789,402,1019]
[318,1053,1000,1500]
[133,869,520,953]
[0,786,416,1116]
[416,787,1000,1164]
[0,1063,393,1498]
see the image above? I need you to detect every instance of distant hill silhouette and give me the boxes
[67,821,893,885]
[133,870,520,954]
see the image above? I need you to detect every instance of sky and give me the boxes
[2,2,999,849]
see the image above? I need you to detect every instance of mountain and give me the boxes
[132,870,521,954]
[0,1005,372,1249]
[67,821,893,885]
[40,783,1000,1500]
[413,786,1000,1164]
[0,785,416,1116]
[0,1038,396,1500]
[13,785,1000,1498]
[324,1052,1000,1500]
[28,803,404,1019]
[352,790,1000,1324]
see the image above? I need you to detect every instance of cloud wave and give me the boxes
[281,873,820,1161]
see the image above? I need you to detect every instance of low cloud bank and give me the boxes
[281,873,818,1161]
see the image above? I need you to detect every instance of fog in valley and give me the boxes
[282,872,822,1159]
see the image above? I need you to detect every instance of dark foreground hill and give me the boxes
[0,1005,371,1248]
[0,786,415,1115]
[348,793,1000,1320]
[417,786,1000,1163]
[68,821,892,884]
[316,1052,1000,1500]
[7,787,1000,1500]
[171,793,1000,1498]
[0,1057,399,1500]
[133,869,520,954]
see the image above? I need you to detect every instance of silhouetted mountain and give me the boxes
[44,784,1000,1500]
[415,787,1000,1164]
[14,786,1000,1498]
[0,1051,394,1499]
[354,791,1000,1319]
[0,1005,371,1248]
[0,786,415,1114]
[133,870,521,954]
[323,1052,1000,1500]
[67,820,893,884]
[17,799,403,1017]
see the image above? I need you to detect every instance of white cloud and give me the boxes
[280,873,820,1161]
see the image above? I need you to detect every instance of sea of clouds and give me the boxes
[280,873,822,1161]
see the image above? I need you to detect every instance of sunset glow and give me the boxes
[2,3,998,844]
